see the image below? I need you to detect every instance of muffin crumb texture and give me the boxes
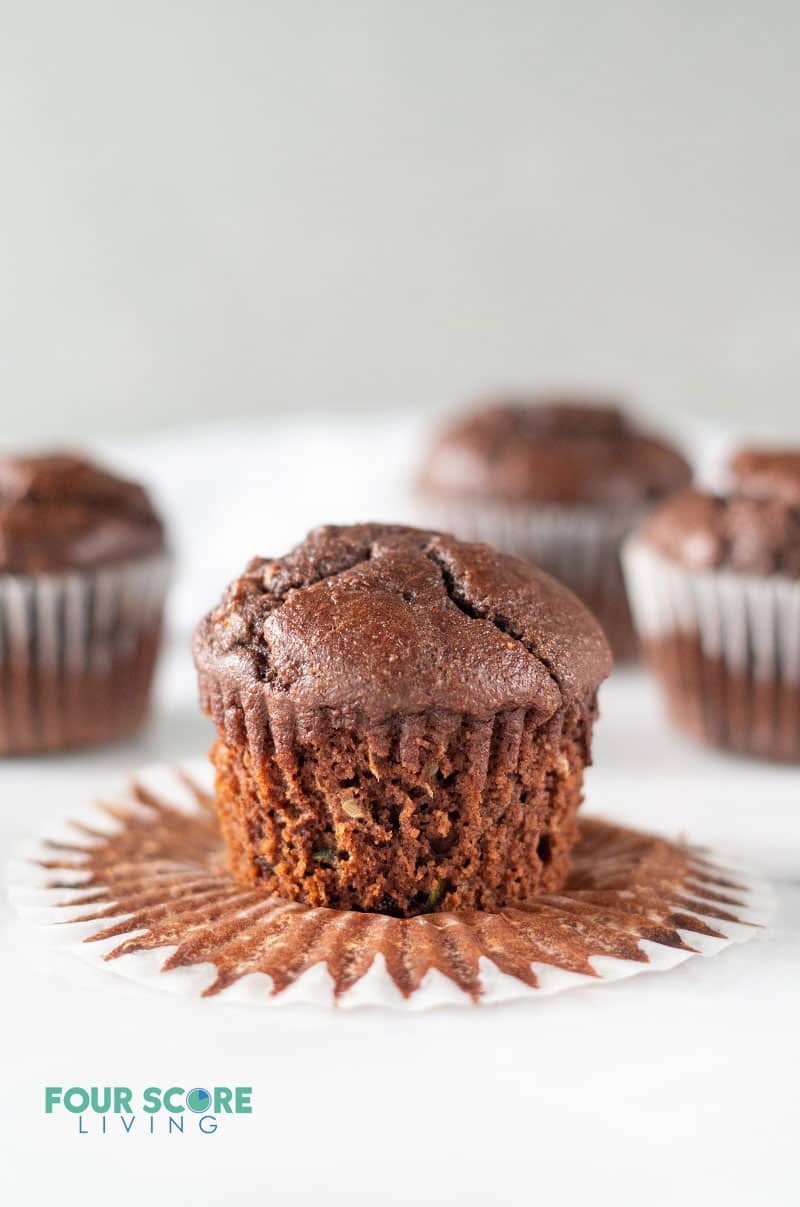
[194,523,611,915]
[212,704,594,914]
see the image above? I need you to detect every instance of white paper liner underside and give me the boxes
[7,760,773,1011]
[623,539,800,681]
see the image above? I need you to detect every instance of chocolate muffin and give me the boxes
[193,524,611,916]
[730,447,800,507]
[417,397,692,660]
[623,447,800,761]
[0,452,170,754]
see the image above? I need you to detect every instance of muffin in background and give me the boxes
[0,452,170,754]
[417,397,692,661]
[623,447,800,761]
[729,447,800,506]
[193,523,611,917]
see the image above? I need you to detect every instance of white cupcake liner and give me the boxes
[6,759,772,1010]
[622,539,800,758]
[418,497,650,656]
[0,553,171,753]
[623,539,800,675]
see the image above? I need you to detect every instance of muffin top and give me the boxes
[194,523,612,723]
[639,448,800,578]
[0,453,165,573]
[419,398,692,505]
[730,447,800,506]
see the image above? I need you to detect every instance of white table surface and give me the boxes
[2,417,798,1206]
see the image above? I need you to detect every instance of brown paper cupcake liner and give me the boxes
[0,553,171,754]
[417,499,650,660]
[623,539,800,761]
[8,761,771,1009]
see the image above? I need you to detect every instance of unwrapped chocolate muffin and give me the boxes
[623,447,800,761]
[417,398,692,660]
[0,452,170,754]
[193,524,611,916]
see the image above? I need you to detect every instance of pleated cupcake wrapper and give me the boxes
[417,498,650,656]
[0,553,171,753]
[622,539,800,757]
[622,540,800,675]
[7,759,772,1010]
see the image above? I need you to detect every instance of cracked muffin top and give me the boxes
[639,447,800,578]
[193,524,612,722]
[0,452,165,574]
[418,397,692,505]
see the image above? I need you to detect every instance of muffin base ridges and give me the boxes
[0,554,170,755]
[643,633,800,762]
[623,539,800,763]
[210,702,595,916]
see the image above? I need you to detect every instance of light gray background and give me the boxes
[2,0,799,442]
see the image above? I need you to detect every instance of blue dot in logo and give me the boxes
[186,1087,212,1113]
